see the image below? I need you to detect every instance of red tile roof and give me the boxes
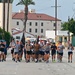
[12,12,61,21]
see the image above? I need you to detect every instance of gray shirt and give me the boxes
[10,42,16,48]
[14,44,20,52]
[58,45,64,53]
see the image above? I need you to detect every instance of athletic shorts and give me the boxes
[0,48,4,52]
[34,51,39,55]
[68,52,73,56]
[51,50,56,56]
[26,51,32,55]
[39,51,45,55]
[19,50,23,54]
[58,52,63,56]
[45,51,50,54]
[14,52,19,55]
[11,48,14,54]
[4,50,7,55]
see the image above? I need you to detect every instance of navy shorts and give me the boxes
[26,51,32,55]
[58,52,63,56]
[68,52,73,56]
[45,51,50,54]
[39,51,45,55]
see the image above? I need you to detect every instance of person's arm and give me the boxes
[72,46,74,50]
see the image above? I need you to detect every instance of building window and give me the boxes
[41,29,43,33]
[64,37,67,42]
[35,22,38,26]
[29,28,32,32]
[41,22,43,26]
[29,22,32,26]
[53,23,56,27]
[17,21,19,25]
[35,29,37,33]
[16,36,20,39]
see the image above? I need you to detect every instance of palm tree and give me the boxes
[7,0,13,32]
[16,0,35,44]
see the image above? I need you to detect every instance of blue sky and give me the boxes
[12,0,75,21]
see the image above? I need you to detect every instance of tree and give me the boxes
[62,18,75,35]
[0,27,11,45]
[16,0,35,45]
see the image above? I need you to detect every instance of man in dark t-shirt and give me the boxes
[51,43,57,62]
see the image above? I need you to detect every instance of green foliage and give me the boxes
[16,0,35,6]
[0,0,14,3]
[0,27,11,45]
[62,18,75,35]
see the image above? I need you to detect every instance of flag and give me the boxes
[37,36,39,43]
[21,32,25,45]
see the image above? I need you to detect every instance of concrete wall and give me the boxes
[0,3,12,33]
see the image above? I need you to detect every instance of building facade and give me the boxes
[12,11,61,38]
[0,1,12,32]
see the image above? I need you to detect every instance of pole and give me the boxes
[51,0,61,42]
[55,0,57,36]
[68,16,70,44]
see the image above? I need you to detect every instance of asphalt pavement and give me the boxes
[0,48,75,75]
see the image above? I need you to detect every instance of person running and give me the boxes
[9,39,16,61]
[51,43,57,62]
[68,43,74,63]
[44,42,50,63]
[18,41,24,61]
[38,40,44,62]
[34,41,40,63]
[25,40,32,63]
[14,40,20,63]
[3,41,8,61]
[57,41,65,62]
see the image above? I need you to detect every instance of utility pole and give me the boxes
[51,0,61,36]
[55,0,57,36]
[68,16,70,44]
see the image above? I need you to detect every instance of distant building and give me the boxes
[46,30,73,46]
[12,10,61,38]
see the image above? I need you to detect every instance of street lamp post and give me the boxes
[51,0,61,42]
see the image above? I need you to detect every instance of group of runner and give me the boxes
[9,39,74,63]
[0,39,74,63]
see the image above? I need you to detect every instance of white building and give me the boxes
[0,1,12,32]
[46,30,73,45]
[12,10,61,38]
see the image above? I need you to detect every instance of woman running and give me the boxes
[68,43,74,63]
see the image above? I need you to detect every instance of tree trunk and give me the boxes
[7,0,10,32]
[3,0,5,31]
[23,5,28,45]
[24,5,28,31]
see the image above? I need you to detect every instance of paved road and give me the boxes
[0,49,75,75]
